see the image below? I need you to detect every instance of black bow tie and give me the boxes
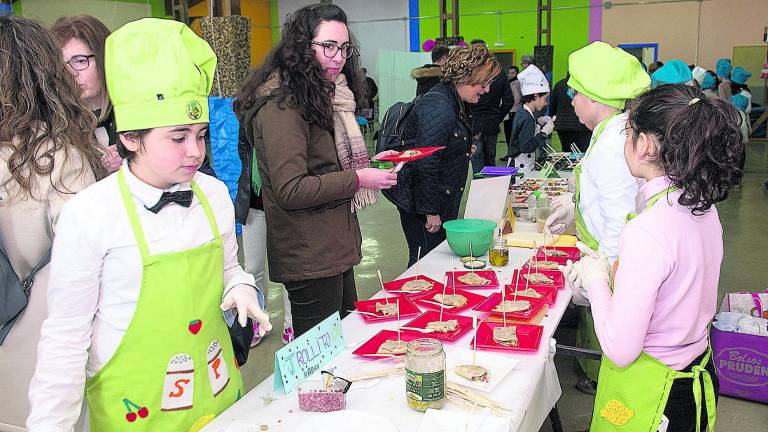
[146,190,193,214]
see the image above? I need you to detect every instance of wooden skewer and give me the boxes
[396,298,401,341]
[472,316,478,366]
[501,287,507,328]
[451,256,457,295]
[415,246,421,281]
[469,240,474,263]
[377,269,389,305]
[439,275,448,322]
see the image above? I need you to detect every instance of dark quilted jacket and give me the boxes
[383,81,473,218]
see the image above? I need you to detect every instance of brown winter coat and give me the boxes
[237,94,362,283]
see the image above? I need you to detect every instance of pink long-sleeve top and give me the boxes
[587,176,722,370]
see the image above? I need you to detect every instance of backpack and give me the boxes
[0,245,49,344]
[375,95,423,154]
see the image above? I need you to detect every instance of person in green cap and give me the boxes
[27,18,271,431]
[544,41,650,394]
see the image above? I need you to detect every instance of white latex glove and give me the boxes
[541,118,555,136]
[543,204,575,234]
[220,285,273,335]
[537,115,552,126]
[560,260,590,306]
[574,242,610,288]
[550,192,574,211]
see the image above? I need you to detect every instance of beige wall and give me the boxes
[19,0,151,30]
[602,0,768,71]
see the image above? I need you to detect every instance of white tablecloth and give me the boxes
[203,239,572,432]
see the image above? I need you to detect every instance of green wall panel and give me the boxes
[418,0,590,83]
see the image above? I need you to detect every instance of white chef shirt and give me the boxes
[27,162,256,432]
[577,112,640,262]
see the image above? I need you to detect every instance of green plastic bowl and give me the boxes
[443,219,496,257]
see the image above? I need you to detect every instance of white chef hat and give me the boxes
[518,65,550,96]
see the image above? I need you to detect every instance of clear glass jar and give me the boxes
[489,236,509,267]
[405,338,446,412]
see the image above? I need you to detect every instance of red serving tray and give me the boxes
[473,292,547,320]
[471,322,544,353]
[512,268,565,290]
[402,310,474,342]
[376,146,445,162]
[353,296,421,323]
[382,275,444,297]
[534,246,581,264]
[445,270,500,289]
[352,330,420,358]
[412,287,488,314]
[504,281,558,306]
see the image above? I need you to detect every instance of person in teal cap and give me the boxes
[651,60,693,87]
[715,58,733,102]
[27,18,271,431]
[544,41,650,395]
[731,94,751,144]
[730,66,753,114]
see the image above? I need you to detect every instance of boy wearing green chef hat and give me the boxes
[544,41,650,394]
[27,18,271,431]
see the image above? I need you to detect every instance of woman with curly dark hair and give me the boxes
[563,84,743,432]
[234,3,398,337]
[384,44,500,267]
[0,15,102,429]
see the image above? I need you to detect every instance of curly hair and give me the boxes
[0,15,104,200]
[235,3,365,130]
[441,44,500,86]
[50,15,111,124]
[626,84,743,215]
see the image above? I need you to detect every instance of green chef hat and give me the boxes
[567,41,650,109]
[105,18,217,132]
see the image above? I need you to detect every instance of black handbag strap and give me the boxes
[21,249,51,296]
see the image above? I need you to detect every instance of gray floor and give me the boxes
[240,135,768,430]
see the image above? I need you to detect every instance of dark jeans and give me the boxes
[662,349,719,432]
[283,268,357,337]
[471,133,498,173]
[503,115,514,147]
[398,208,446,268]
[557,129,592,153]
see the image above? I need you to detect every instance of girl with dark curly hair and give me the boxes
[564,84,744,432]
[0,15,102,429]
[234,3,398,337]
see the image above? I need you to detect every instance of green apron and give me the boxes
[85,170,243,431]
[591,350,716,432]
[591,185,716,431]
[574,111,620,381]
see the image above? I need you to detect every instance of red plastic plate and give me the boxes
[412,287,488,314]
[402,310,474,342]
[376,146,445,162]
[352,330,420,358]
[504,281,558,306]
[445,270,500,289]
[511,268,565,290]
[473,291,547,320]
[470,322,544,353]
[352,296,421,323]
[382,275,444,297]
[534,246,580,263]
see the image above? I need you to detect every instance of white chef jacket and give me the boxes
[27,163,257,432]
[577,112,640,262]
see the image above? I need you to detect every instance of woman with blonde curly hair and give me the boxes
[0,15,103,429]
[384,44,501,266]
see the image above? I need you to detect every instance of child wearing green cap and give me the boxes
[27,18,270,431]
[544,41,650,394]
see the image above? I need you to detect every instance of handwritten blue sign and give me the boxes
[273,312,344,393]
